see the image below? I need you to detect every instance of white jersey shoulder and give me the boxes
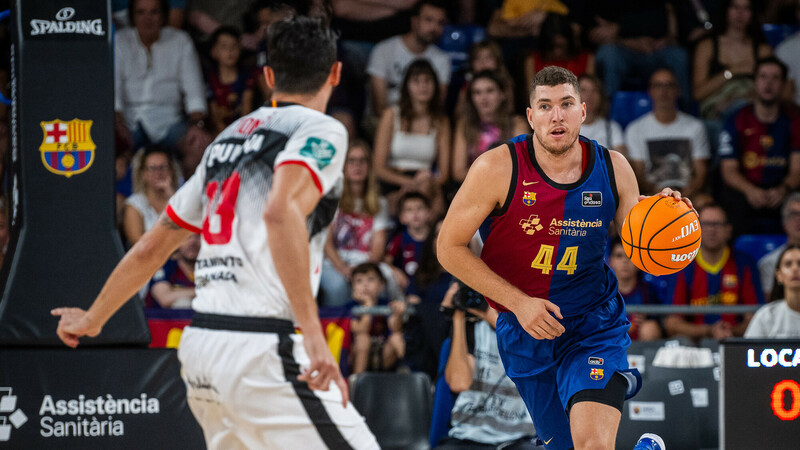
[166,104,348,320]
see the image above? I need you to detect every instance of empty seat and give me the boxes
[610,91,652,130]
[763,24,800,48]
[733,234,787,262]
[437,25,487,74]
[350,372,433,450]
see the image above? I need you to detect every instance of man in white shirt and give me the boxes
[759,193,800,297]
[775,0,800,106]
[625,69,710,197]
[115,0,210,156]
[366,0,450,120]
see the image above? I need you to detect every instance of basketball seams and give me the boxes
[636,196,665,274]
[620,196,701,276]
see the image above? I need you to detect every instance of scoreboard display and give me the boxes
[721,339,800,449]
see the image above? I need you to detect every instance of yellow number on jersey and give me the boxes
[530,245,579,275]
[531,245,555,274]
[556,246,578,275]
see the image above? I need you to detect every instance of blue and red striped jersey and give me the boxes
[671,247,764,325]
[480,134,620,318]
[718,104,800,188]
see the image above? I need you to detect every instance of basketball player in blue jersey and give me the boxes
[438,66,693,450]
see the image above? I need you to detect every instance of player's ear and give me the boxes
[328,61,342,88]
[263,66,275,89]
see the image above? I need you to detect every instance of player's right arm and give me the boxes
[52,214,193,347]
[437,147,564,340]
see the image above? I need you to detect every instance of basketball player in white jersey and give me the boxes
[52,16,379,450]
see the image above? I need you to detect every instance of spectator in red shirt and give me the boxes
[206,26,256,135]
[665,204,764,340]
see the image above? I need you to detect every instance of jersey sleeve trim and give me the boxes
[490,141,519,217]
[166,205,202,234]
[275,160,323,194]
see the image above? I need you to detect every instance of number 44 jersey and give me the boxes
[166,103,347,321]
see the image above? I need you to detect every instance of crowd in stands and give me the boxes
[84,0,800,347]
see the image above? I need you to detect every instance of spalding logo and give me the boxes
[671,248,699,263]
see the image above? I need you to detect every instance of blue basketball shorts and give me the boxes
[495,294,642,450]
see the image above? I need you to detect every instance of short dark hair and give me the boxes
[413,0,447,17]
[755,56,788,81]
[351,262,385,284]
[266,16,337,94]
[398,191,430,211]
[529,66,581,101]
[128,0,169,28]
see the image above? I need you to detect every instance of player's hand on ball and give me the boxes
[300,332,349,408]
[516,297,565,340]
[640,188,695,215]
[50,307,102,348]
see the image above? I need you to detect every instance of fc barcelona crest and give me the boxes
[522,191,536,206]
[39,119,96,178]
[590,368,604,381]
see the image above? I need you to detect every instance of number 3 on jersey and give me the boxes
[530,245,578,275]
[203,172,241,244]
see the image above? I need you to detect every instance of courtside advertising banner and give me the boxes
[0,348,205,449]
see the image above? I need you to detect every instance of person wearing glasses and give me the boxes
[123,145,181,246]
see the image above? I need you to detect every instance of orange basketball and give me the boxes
[620,196,702,276]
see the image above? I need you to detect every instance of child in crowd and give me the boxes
[146,234,199,309]
[385,192,433,295]
[206,26,256,135]
[608,237,663,341]
[348,262,405,374]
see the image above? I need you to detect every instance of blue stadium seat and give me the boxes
[733,234,787,262]
[437,25,487,74]
[610,91,652,130]
[762,24,800,48]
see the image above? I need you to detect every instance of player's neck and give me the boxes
[532,138,583,183]
[271,90,330,113]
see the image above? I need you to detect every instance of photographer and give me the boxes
[438,282,544,450]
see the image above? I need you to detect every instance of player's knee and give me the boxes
[572,434,614,450]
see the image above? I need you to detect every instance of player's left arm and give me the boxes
[52,214,194,347]
[265,163,349,403]
[610,150,694,234]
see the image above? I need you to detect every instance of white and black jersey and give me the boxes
[166,103,347,320]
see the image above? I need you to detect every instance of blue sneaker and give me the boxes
[633,433,666,450]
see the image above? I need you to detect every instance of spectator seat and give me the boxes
[610,91,652,129]
[350,372,433,450]
[733,234,787,262]
[437,25,487,74]
[763,24,800,48]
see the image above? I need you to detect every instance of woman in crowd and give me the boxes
[745,244,800,338]
[451,70,529,183]
[320,140,396,307]
[578,74,626,154]
[693,0,772,119]
[206,26,256,135]
[373,59,450,215]
[123,145,180,246]
[524,14,593,91]
[454,40,514,116]
[608,237,663,341]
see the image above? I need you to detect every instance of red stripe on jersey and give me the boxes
[275,160,323,194]
[166,205,202,234]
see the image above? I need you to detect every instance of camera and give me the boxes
[452,280,489,312]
